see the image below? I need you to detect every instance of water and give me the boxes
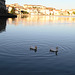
[0,16,75,75]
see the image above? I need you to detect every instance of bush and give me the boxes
[10,7,16,14]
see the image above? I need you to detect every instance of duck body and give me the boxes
[50,49,58,52]
[50,47,58,52]
[30,46,37,50]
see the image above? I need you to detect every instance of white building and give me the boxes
[7,6,12,13]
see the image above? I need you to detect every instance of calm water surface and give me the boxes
[0,16,75,75]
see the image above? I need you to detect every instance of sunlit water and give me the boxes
[0,16,75,75]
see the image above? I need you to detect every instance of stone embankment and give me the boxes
[0,13,17,18]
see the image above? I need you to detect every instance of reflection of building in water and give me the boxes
[0,18,7,33]
[7,16,75,26]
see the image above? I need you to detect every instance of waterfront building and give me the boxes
[6,3,75,16]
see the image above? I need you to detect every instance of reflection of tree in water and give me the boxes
[12,18,15,21]
[0,18,7,33]
[21,15,28,18]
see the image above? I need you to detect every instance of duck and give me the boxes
[50,47,58,52]
[30,46,37,50]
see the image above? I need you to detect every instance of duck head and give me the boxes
[35,46,37,50]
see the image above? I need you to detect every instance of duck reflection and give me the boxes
[55,51,58,55]
[30,49,37,52]
[0,18,7,33]
[50,50,58,56]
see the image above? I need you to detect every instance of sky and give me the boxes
[6,0,75,9]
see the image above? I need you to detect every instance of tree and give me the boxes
[10,7,15,14]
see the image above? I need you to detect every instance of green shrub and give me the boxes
[10,7,16,14]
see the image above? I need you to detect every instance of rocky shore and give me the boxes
[0,13,17,18]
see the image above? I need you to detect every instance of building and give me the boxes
[23,4,46,9]
[0,0,6,9]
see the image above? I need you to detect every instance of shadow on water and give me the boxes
[0,18,7,33]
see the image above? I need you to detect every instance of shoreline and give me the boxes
[17,14,75,18]
[0,13,17,18]
[0,14,75,18]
